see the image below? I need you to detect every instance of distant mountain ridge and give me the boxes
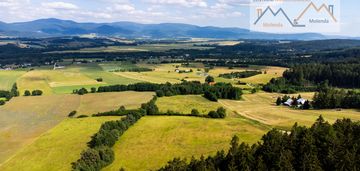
[0,18,330,40]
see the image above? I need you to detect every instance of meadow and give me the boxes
[156,95,222,114]
[0,116,120,171]
[16,63,142,95]
[219,92,360,129]
[104,116,267,171]
[114,63,284,86]
[0,70,25,90]
[0,92,154,164]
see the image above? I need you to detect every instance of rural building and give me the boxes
[284,99,294,106]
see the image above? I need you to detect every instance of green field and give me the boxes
[0,71,25,90]
[156,95,222,114]
[104,116,267,171]
[0,91,154,163]
[0,116,120,171]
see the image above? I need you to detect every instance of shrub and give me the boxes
[0,100,5,106]
[77,115,89,118]
[31,90,43,96]
[68,111,77,117]
[24,90,31,96]
[191,109,200,116]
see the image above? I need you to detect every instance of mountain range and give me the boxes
[0,18,343,40]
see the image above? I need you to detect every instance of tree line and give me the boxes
[219,71,262,79]
[71,97,156,171]
[158,116,360,171]
[73,81,242,102]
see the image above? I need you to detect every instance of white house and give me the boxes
[297,98,306,105]
[284,99,294,106]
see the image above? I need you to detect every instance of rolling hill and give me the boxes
[0,18,326,40]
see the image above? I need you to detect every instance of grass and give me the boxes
[239,66,286,85]
[77,91,155,115]
[0,94,80,163]
[0,71,25,91]
[104,116,267,171]
[0,116,120,171]
[156,95,222,114]
[0,92,154,164]
[17,71,54,95]
[219,92,360,129]
[16,63,142,95]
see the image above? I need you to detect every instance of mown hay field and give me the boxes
[156,95,222,115]
[219,92,360,129]
[104,116,268,171]
[0,117,120,171]
[0,91,154,164]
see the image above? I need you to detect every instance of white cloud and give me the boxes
[41,2,79,10]
[147,0,208,8]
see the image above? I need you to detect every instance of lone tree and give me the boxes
[24,90,31,96]
[31,90,43,96]
[191,109,200,116]
[205,76,215,84]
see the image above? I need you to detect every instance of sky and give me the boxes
[0,0,359,36]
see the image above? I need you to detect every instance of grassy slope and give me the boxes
[156,95,222,114]
[0,94,80,163]
[0,117,120,171]
[77,91,155,115]
[0,92,154,164]
[104,116,267,171]
[219,92,360,129]
[0,71,25,90]
[17,71,54,95]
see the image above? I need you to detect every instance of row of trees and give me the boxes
[24,90,43,96]
[158,116,360,171]
[219,71,262,79]
[74,81,242,102]
[71,97,157,170]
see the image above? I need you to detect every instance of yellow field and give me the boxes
[0,117,120,171]
[219,92,360,129]
[156,95,222,114]
[17,71,54,95]
[0,71,25,90]
[239,66,286,84]
[115,63,281,85]
[77,91,155,115]
[0,92,154,164]
[104,116,267,171]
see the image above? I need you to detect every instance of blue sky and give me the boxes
[0,0,358,36]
